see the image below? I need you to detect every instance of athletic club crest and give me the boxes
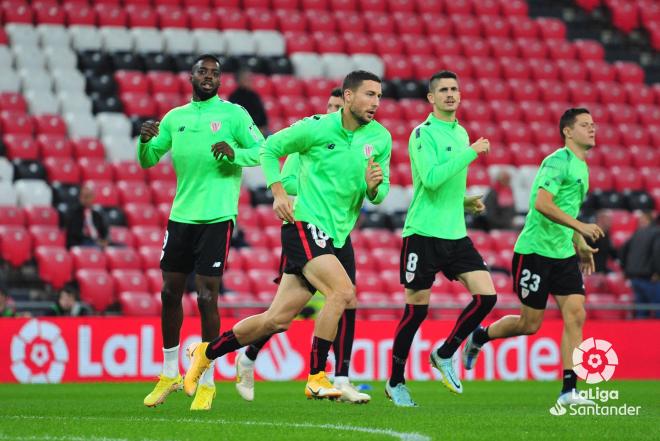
[521,287,529,298]
[363,144,374,158]
[210,121,222,132]
[405,271,415,283]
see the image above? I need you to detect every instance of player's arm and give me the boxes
[137,115,173,168]
[533,159,604,242]
[410,127,482,191]
[260,120,311,222]
[366,135,391,204]
[280,153,300,196]
[215,106,265,167]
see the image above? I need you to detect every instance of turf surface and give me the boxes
[1,380,657,441]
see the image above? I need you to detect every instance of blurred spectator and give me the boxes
[65,185,109,249]
[46,285,91,317]
[228,68,268,135]
[586,210,617,274]
[474,169,515,230]
[620,211,660,318]
[0,285,15,317]
[326,87,343,112]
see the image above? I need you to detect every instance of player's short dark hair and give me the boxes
[330,87,342,98]
[191,54,221,73]
[559,108,590,141]
[429,70,458,92]
[342,70,381,93]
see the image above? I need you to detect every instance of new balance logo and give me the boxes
[178,126,185,132]
[212,261,221,268]
[327,143,335,150]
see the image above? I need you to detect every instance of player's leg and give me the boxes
[183,273,312,396]
[386,235,433,406]
[301,253,355,399]
[330,239,370,403]
[431,239,496,394]
[464,253,548,370]
[144,221,192,407]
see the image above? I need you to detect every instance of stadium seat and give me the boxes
[29,225,65,248]
[105,246,141,271]
[24,206,58,227]
[35,246,72,289]
[77,269,115,312]
[239,247,278,271]
[0,206,25,227]
[2,134,38,160]
[122,203,160,227]
[371,248,400,272]
[119,291,159,316]
[146,268,163,293]
[112,269,148,294]
[70,246,107,271]
[0,225,31,267]
[223,270,252,294]
[138,246,162,271]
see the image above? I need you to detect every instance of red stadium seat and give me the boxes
[188,7,218,29]
[120,93,156,118]
[355,252,376,272]
[105,246,141,270]
[519,101,550,123]
[124,203,160,227]
[43,157,80,184]
[612,166,644,192]
[138,245,161,270]
[246,8,278,30]
[276,10,306,33]
[356,270,384,293]
[112,269,148,294]
[145,162,175,182]
[119,291,159,316]
[96,3,127,26]
[77,269,115,312]
[0,93,27,113]
[37,134,72,159]
[255,205,281,228]
[303,10,335,33]
[489,229,518,252]
[216,8,248,30]
[0,225,32,267]
[29,225,65,248]
[536,17,566,40]
[113,161,146,182]
[589,166,613,191]
[109,226,135,248]
[2,2,34,23]
[302,0,329,11]
[2,134,38,160]
[64,3,96,25]
[239,248,278,271]
[117,181,152,205]
[132,225,165,248]
[223,270,252,294]
[0,207,25,227]
[156,5,188,28]
[360,228,394,250]
[35,246,72,289]
[83,180,119,207]
[146,268,163,293]
[508,15,538,38]
[70,246,107,271]
[33,115,67,137]
[149,180,176,205]
[371,248,400,272]
[24,206,58,227]
[568,81,599,104]
[78,158,113,181]
[72,138,105,159]
[517,39,548,60]
[500,58,531,80]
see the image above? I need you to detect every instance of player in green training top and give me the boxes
[139,54,265,411]
[464,108,604,407]
[183,70,391,402]
[386,71,497,407]
[234,87,371,404]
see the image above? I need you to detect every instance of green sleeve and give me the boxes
[410,127,477,191]
[137,113,172,168]
[226,106,265,167]
[280,153,300,196]
[537,155,567,196]
[367,134,391,204]
[260,119,311,188]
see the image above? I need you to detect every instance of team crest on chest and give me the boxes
[363,144,374,158]
[210,121,222,132]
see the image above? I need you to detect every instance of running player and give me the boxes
[234,87,370,403]
[183,70,391,402]
[386,71,497,407]
[463,108,602,407]
[139,54,264,411]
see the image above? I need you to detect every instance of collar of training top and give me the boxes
[427,112,459,129]
[190,95,221,108]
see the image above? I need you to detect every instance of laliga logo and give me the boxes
[572,337,618,384]
[255,333,304,380]
[10,320,69,383]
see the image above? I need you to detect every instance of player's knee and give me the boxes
[195,289,216,310]
[564,306,586,329]
[264,316,290,334]
[161,286,182,307]
[519,318,542,335]
[328,285,355,307]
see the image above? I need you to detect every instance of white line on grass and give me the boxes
[5,415,430,441]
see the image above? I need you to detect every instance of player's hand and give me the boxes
[212,141,234,161]
[272,183,294,223]
[577,222,604,242]
[470,137,490,155]
[365,157,383,193]
[577,242,599,276]
[464,194,485,215]
[139,120,160,143]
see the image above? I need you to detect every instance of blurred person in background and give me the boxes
[229,68,269,135]
[65,185,109,249]
[620,211,660,318]
[586,210,617,274]
[46,285,91,317]
[0,285,16,317]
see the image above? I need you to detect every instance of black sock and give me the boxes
[437,295,497,359]
[389,304,428,387]
[310,336,333,375]
[472,326,491,346]
[562,369,577,394]
[205,330,244,359]
[333,309,356,377]
[245,335,271,361]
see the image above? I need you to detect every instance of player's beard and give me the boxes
[193,82,219,101]
[349,105,371,126]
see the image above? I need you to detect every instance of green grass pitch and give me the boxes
[1,380,658,441]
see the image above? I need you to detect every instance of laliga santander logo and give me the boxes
[572,337,618,384]
[254,333,304,380]
[10,319,69,383]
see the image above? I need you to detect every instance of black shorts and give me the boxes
[512,252,585,310]
[280,221,356,292]
[160,219,233,277]
[400,234,488,290]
